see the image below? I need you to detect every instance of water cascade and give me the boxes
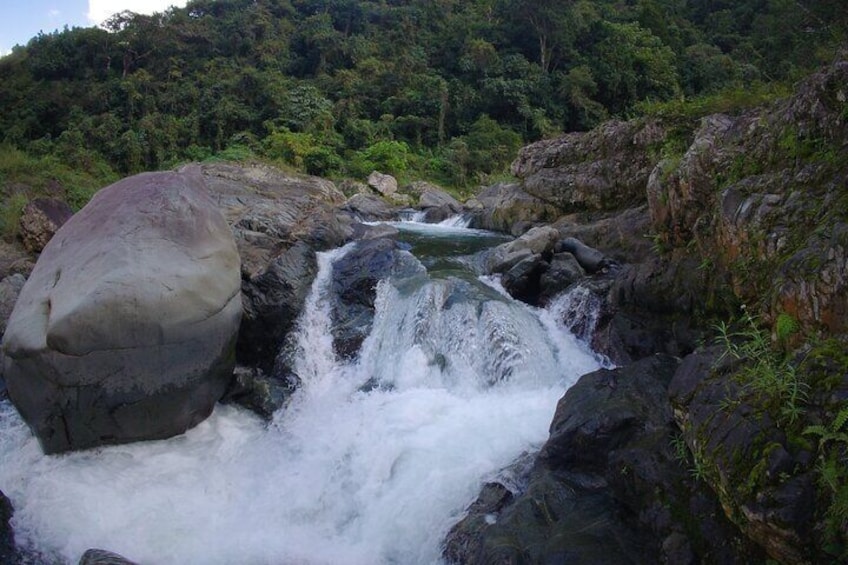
[0,220,604,564]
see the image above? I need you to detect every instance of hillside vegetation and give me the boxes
[0,0,845,206]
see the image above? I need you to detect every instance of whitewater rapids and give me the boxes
[0,225,603,564]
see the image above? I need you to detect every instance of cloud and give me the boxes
[87,1,189,26]
[1,48,11,59]
[48,9,61,19]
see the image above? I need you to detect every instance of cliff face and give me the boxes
[511,62,847,339]
[648,61,848,337]
[449,60,848,564]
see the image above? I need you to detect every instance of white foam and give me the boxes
[0,248,603,565]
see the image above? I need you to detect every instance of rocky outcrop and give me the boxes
[466,182,559,235]
[2,168,242,453]
[445,355,763,564]
[199,162,351,373]
[668,346,833,563]
[18,198,73,254]
[646,61,848,336]
[512,120,665,213]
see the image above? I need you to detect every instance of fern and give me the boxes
[806,407,848,449]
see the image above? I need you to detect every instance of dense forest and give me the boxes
[0,0,845,211]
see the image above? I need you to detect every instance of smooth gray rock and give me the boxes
[419,187,461,211]
[557,237,612,273]
[480,226,559,274]
[2,169,241,453]
[367,171,398,196]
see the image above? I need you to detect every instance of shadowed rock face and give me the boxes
[2,168,242,453]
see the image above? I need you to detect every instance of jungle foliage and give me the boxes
[0,0,844,190]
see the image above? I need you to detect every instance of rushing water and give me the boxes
[0,219,603,564]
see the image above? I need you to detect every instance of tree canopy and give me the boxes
[0,0,843,188]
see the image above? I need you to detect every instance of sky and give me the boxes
[1,0,188,57]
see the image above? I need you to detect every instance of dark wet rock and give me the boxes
[669,347,822,563]
[556,237,615,273]
[238,241,317,373]
[2,168,241,453]
[0,490,14,564]
[500,254,548,305]
[445,354,763,565]
[588,253,710,365]
[466,182,559,235]
[18,198,73,254]
[538,252,584,303]
[221,366,297,419]
[329,238,425,359]
[417,187,462,223]
[78,549,138,565]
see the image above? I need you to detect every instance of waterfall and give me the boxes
[0,231,605,565]
[547,283,604,343]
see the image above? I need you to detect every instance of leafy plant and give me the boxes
[805,406,848,554]
[714,310,809,427]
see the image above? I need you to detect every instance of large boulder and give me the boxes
[512,120,665,213]
[466,182,559,235]
[342,193,398,222]
[367,171,398,196]
[478,225,559,275]
[417,186,462,223]
[2,169,241,453]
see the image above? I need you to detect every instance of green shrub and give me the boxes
[0,192,29,241]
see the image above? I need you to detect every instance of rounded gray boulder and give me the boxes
[2,169,241,453]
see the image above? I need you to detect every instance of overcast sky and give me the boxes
[1,0,188,57]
